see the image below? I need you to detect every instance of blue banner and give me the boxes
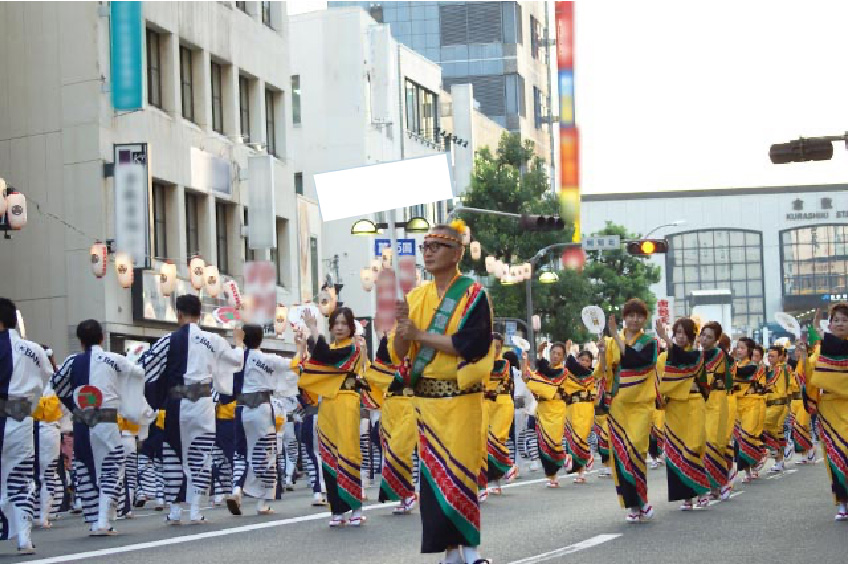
[110,1,144,111]
[375,238,416,257]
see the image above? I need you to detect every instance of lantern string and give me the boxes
[23,194,100,241]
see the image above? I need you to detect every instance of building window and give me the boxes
[146,29,162,108]
[505,73,525,118]
[215,202,229,274]
[781,224,848,302]
[243,208,254,262]
[294,172,303,195]
[291,75,301,126]
[239,75,250,142]
[533,86,542,129]
[310,237,319,299]
[211,62,224,134]
[180,46,195,122]
[235,1,247,13]
[404,79,438,141]
[265,88,276,156]
[185,192,200,258]
[666,229,765,331]
[530,15,540,59]
[261,1,272,27]
[152,182,168,259]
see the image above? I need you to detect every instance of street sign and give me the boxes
[375,238,416,257]
[581,235,621,251]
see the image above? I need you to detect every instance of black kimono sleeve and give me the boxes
[621,338,658,369]
[310,335,355,366]
[450,290,493,364]
[566,355,593,378]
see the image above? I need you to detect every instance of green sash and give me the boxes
[406,276,475,387]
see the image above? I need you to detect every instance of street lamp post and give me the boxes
[643,219,686,239]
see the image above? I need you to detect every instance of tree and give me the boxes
[460,133,660,343]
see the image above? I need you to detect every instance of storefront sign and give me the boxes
[113,143,150,267]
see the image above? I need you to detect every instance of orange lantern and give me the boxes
[204,265,221,298]
[189,256,206,290]
[6,192,27,230]
[90,242,108,278]
[159,261,177,296]
[114,253,134,288]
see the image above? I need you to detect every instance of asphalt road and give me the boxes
[4,455,845,564]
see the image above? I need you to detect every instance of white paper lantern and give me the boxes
[204,265,221,298]
[370,258,382,273]
[189,256,205,290]
[510,265,520,278]
[114,253,134,288]
[499,263,509,278]
[274,304,288,335]
[462,226,471,245]
[522,262,532,278]
[0,178,7,216]
[381,247,393,269]
[90,242,108,278]
[470,241,481,260]
[6,192,27,230]
[532,314,542,331]
[158,261,177,296]
[485,256,496,273]
[317,289,335,316]
[360,267,375,292]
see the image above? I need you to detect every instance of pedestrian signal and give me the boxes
[626,239,668,256]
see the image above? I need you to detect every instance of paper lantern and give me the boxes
[114,253,134,288]
[370,258,382,273]
[0,178,6,216]
[202,313,216,327]
[144,300,156,320]
[90,242,108,278]
[381,247,393,269]
[532,314,542,331]
[485,256,495,273]
[499,263,509,278]
[462,226,471,245]
[204,265,221,298]
[159,261,177,296]
[224,280,242,308]
[274,304,288,335]
[317,289,334,316]
[470,241,481,260]
[522,263,532,278]
[6,192,27,230]
[188,256,206,290]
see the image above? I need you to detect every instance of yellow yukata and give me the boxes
[300,336,365,514]
[388,273,493,553]
[763,362,790,452]
[789,363,813,454]
[526,360,567,478]
[733,360,767,471]
[702,347,732,489]
[563,356,596,470]
[807,334,848,503]
[485,358,514,482]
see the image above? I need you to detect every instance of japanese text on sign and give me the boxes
[374,238,416,257]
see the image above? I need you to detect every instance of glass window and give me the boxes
[291,75,301,126]
[239,75,250,141]
[265,88,276,156]
[262,1,272,28]
[152,182,168,259]
[185,192,200,258]
[235,1,247,13]
[215,202,229,274]
[404,79,438,142]
[180,46,194,122]
[294,172,303,195]
[781,225,848,299]
[211,62,224,134]
[146,29,162,108]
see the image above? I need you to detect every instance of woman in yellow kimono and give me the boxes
[699,322,733,500]
[802,303,848,521]
[524,342,569,488]
[789,346,815,464]
[656,318,710,510]
[564,349,596,484]
[733,337,767,483]
[594,345,612,478]
[485,334,516,495]
[601,299,661,523]
[300,307,368,528]
[763,346,791,473]
[719,334,738,488]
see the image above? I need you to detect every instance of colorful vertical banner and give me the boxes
[556,1,580,244]
[110,1,144,111]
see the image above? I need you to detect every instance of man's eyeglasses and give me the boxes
[419,241,456,253]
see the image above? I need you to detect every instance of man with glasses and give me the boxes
[391,220,495,564]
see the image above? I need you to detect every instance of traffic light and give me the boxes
[769,138,833,164]
[626,239,668,256]
[519,214,565,231]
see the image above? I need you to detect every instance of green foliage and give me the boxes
[460,133,660,342]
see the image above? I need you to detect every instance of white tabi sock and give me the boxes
[443,548,463,564]
[189,500,202,521]
[14,506,32,548]
[96,494,111,530]
[460,546,482,563]
[40,485,52,525]
[256,498,268,512]
[168,503,182,521]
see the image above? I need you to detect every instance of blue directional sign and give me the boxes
[375,238,416,257]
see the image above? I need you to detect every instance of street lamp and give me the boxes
[539,271,559,284]
[643,219,685,238]
[351,219,380,236]
[349,217,430,235]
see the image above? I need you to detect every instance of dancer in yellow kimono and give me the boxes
[789,345,815,464]
[300,307,368,528]
[524,342,569,488]
[720,334,738,488]
[485,334,516,495]
[656,318,710,510]
[733,337,767,483]
[594,342,613,478]
[763,345,791,473]
[391,221,494,564]
[564,349,597,484]
[802,302,848,521]
[601,299,661,523]
[699,322,733,500]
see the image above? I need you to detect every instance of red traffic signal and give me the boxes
[519,214,565,231]
[626,239,668,256]
[769,138,833,165]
